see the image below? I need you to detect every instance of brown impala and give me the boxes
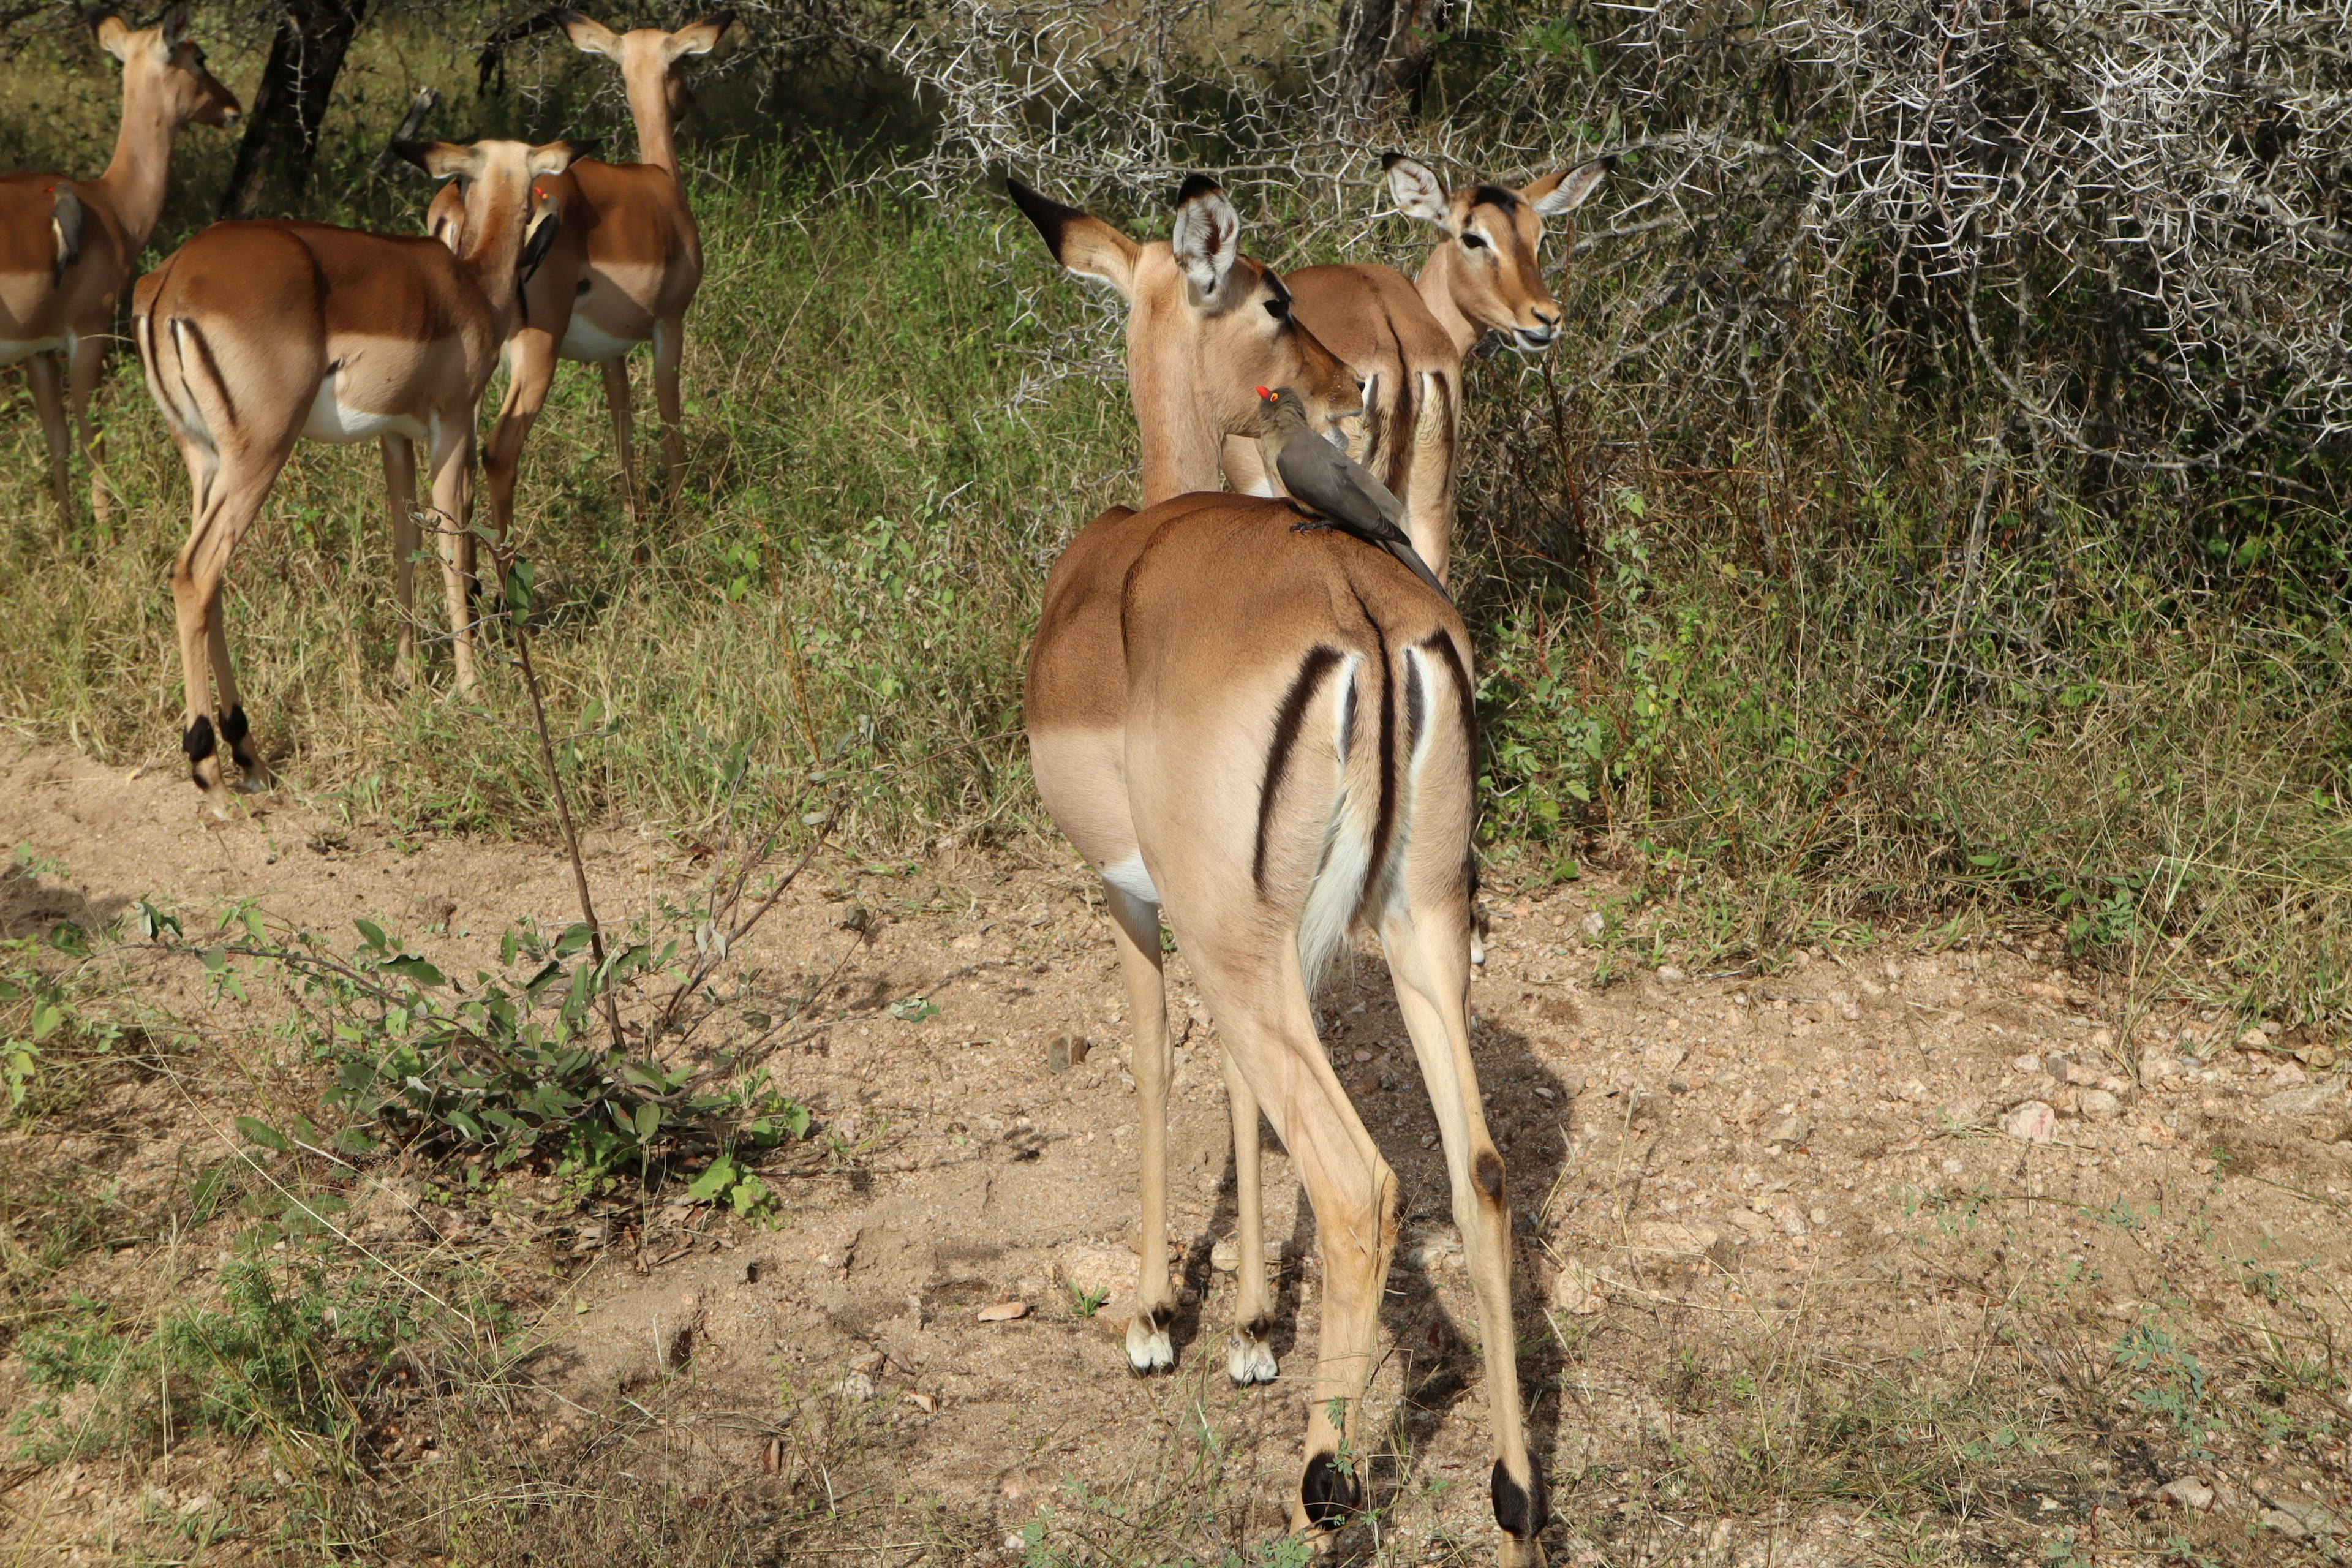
[1221,154,1608,582]
[0,4,238,524]
[428,9,731,527]
[134,138,590,809]
[1019,175,1550,1562]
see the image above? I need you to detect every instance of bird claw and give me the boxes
[1289,520,1333,533]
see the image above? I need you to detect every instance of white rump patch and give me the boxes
[303,366,428,445]
[1101,853,1162,907]
[1295,653,1370,996]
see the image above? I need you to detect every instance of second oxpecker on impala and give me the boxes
[1256,386,1449,600]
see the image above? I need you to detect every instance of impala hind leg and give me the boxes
[598,358,641,521]
[171,462,284,810]
[28,352,74,527]
[652,313,687,502]
[1383,907,1547,1566]
[382,435,421,684]
[1218,1048,1279,1385]
[1103,882,1178,1372]
[68,335,110,526]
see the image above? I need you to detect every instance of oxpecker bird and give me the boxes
[1254,385,1449,601]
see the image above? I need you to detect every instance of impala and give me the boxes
[1020,176,1549,1562]
[428,9,730,526]
[134,138,587,809]
[1219,154,1608,580]
[0,4,238,524]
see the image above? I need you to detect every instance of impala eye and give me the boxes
[1264,295,1289,322]
[1462,231,1488,251]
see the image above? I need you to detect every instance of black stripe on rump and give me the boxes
[1420,629,1479,899]
[1352,587,1399,894]
[1253,645,1346,895]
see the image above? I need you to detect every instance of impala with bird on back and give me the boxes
[1018,172,1553,1565]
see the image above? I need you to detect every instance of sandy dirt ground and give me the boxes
[3,740,2349,1565]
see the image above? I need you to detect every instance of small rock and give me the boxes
[1580,911,1606,938]
[1641,1042,1688,1076]
[1655,965,1686,984]
[1764,1194,1810,1237]
[977,1300,1029,1323]
[1408,1228,1464,1270]
[1763,1115,1811,1148]
[2046,1054,2100,1085]
[1210,1236,1241,1273]
[2078,1089,2121,1121]
[1046,1033,1091,1073]
[2261,1084,2343,1118]
[835,1371,876,1401]
[1059,1244,1140,1301]
[2241,1027,2270,1048]
[1548,1260,1604,1315]
[2002,1101,2058,1144]
[1939,1100,1982,1129]
[1830,990,1860,1021]
[1726,1209,1776,1242]
[2260,1494,2352,1537]
[2139,1054,2183,1080]
[2089,1028,2114,1050]
[2156,1477,2214,1512]
[2010,1053,2043,1072]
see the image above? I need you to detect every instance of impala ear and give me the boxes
[1170,175,1241,300]
[1381,154,1451,225]
[1007,176,1141,299]
[552,7,622,58]
[663,11,733,61]
[527,137,598,175]
[1526,159,1610,217]
[87,7,134,61]
[393,140,483,181]
[156,2,190,48]
[426,183,466,253]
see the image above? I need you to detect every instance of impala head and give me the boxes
[1008,173,1361,494]
[555,9,734,123]
[1382,153,1607,352]
[395,137,595,289]
[91,4,241,130]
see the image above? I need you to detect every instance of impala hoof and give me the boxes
[1125,1314,1174,1374]
[1226,1332,1277,1385]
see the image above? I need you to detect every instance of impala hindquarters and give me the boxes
[1027,494,1547,1562]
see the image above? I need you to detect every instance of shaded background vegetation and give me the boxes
[0,0,2346,1024]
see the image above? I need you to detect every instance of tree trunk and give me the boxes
[1330,0,1442,127]
[221,0,369,220]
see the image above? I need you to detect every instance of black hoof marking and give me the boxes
[1240,1313,1273,1341]
[220,704,255,764]
[1491,1458,1550,1538]
[1301,1450,1362,1529]
[182,714,216,785]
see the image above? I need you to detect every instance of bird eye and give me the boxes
[1461,231,1488,251]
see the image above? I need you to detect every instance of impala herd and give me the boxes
[4,9,1608,1561]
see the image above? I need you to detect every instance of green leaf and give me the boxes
[634,1102,662,1140]
[685,1158,737,1202]
[507,557,536,620]
[355,919,388,952]
[235,1116,290,1153]
[383,956,448,989]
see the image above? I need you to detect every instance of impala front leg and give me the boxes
[425,414,479,693]
[1104,881,1178,1372]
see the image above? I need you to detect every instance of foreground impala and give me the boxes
[1221,154,1608,579]
[1019,175,1550,1562]
[134,138,587,808]
[0,4,238,524]
[429,9,730,525]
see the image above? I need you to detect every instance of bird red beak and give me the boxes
[1256,386,1272,400]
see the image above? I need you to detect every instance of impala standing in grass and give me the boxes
[429,9,732,525]
[135,138,590,809]
[0,4,238,526]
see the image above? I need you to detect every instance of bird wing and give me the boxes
[1333,459,1413,546]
